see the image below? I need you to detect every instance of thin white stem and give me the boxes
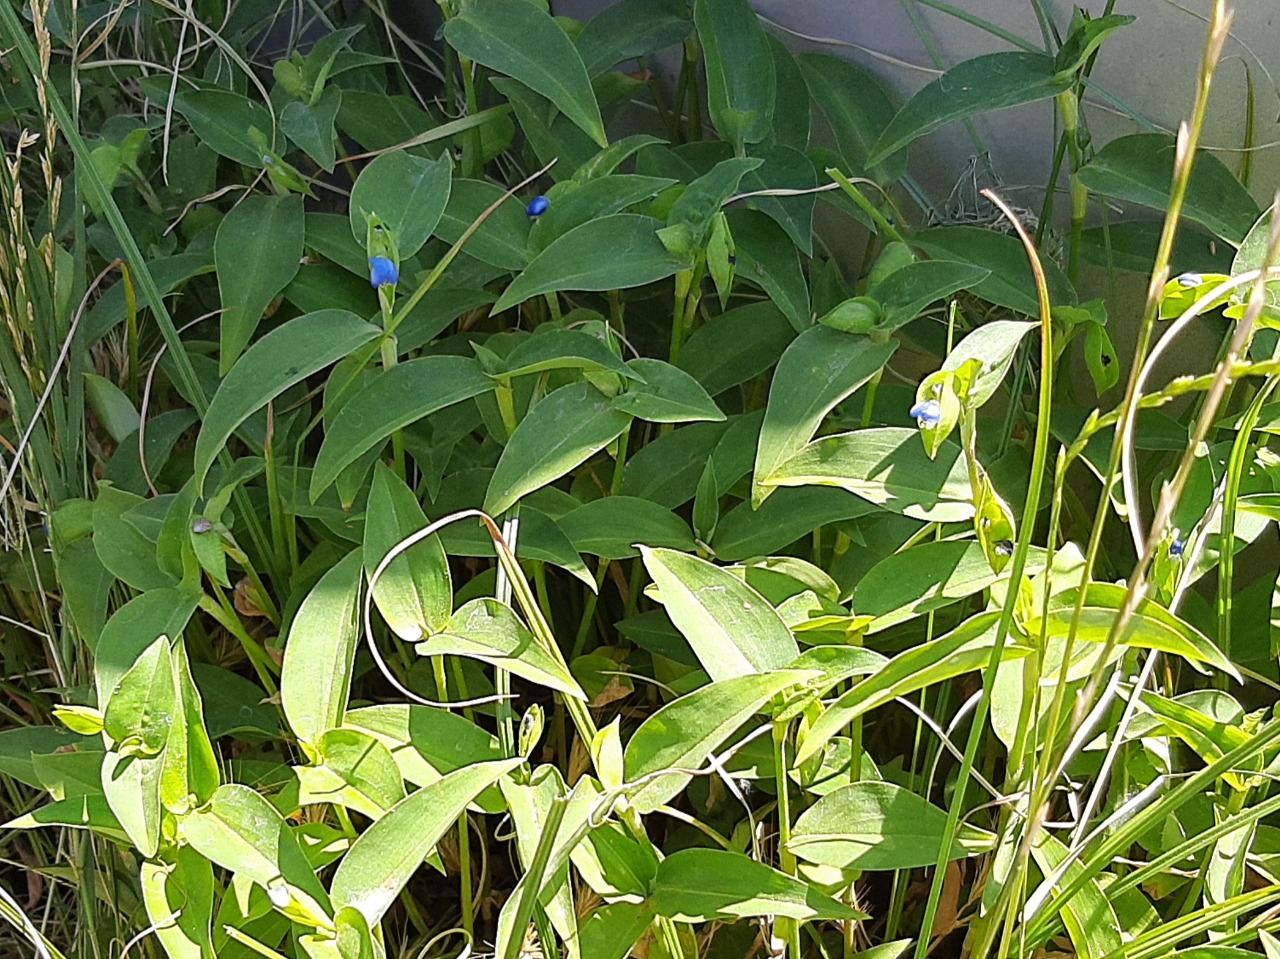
[1122,266,1280,555]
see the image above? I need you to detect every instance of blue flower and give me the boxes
[1169,538,1186,557]
[526,195,550,217]
[910,398,942,429]
[369,256,398,289]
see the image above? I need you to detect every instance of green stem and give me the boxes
[459,812,475,941]
[774,719,803,958]
[914,195,1057,959]
[500,794,568,959]
[828,169,907,245]
[200,593,279,696]
[1217,380,1276,670]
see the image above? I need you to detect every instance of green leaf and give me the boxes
[445,0,605,146]
[92,485,176,591]
[1080,220,1231,276]
[666,156,763,242]
[141,847,215,959]
[1029,584,1242,681]
[621,420,730,507]
[654,848,864,922]
[84,373,140,443]
[856,540,1041,633]
[942,319,1038,408]
[491,77,600,180]
[0,726,87,789]
[103,636,175,755]
[1029,833,1124,959]
[575,0,691,77]
[348,151,452,259]
[515,507,595,588]
[713,486,876,561]
[436,178,531,271]
[331,759,521,926]
[788,781,994,870]
[766,38,811,152]
[280,86,342,172]
[1233,208,1280,304]
[493,214,687,312]
[678,300,796,396]
[800,53,903,182]
[344,704,504,796]
[743,144,818,255]
[613,358,725,423]
[768,427,972,522]
[172,88,274,167]
[216,194,304,373]
[728,208,810,331]
[557,496,696,559]
[578,902,657,959]
[280,550,364,752]
[193,309,378,494]
[499,768,579,945]
[499,328,636,380]
[869,53,1071,167]
[94,587,199,704]
[624,669,814,812]
[161,641,220,813]
[4,795,125,838]
[182,784,333,929]
[913,227,1076,315]
[296,728,406,819]
[867,260,991,332]
[311,356,492,499]
[101,750,163,858]
[485,381,632,515]
[365,463,451,640]
[417,598,586,700]
[531,174,676,255]
[1077,134,1260,245]
[640,547,798,681]
[796,613,1029,764]
[574,135,667,182]
[693,0,775,151]
[753,327,897,505]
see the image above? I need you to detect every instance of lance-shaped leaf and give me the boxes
[445,0,606,146]
[640,547,798,681]
[331,759,521,926]
[753,327,897,505]
[654,848,865,922]
[624,669,814,812]
[493,214,687,312]
[485,381,633,516]
[280,550,364,751]
[194,309,379,494]
[765,427,973,522]
[311,356,494,499]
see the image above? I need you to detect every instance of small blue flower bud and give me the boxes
[1176,273,1204,289]
[1169,538,1185,557]
[910,398,943,429]
[526,195,550,217]
[369,256,398,289]
[191,517,213,534]
[994,539,1014,557]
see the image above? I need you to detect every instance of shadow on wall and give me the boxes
[553,0,1278,224]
